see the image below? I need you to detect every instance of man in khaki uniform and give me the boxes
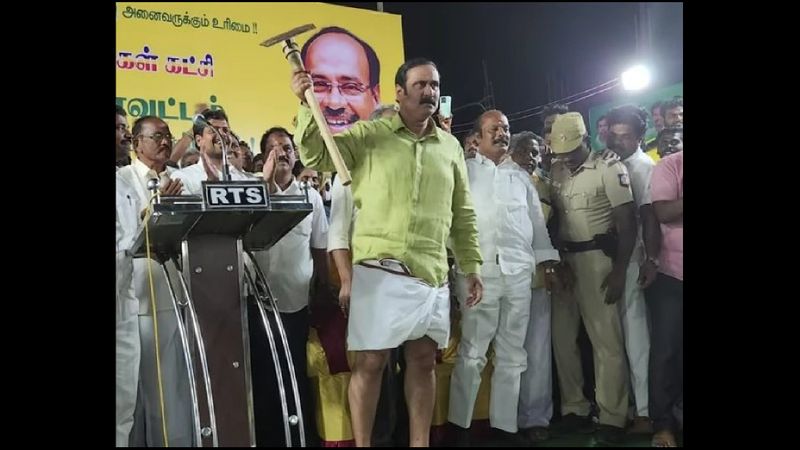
[548,112,638,444]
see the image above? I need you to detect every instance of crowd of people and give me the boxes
[116,26,683,448]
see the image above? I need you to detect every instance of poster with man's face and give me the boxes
[116,3,403,149]
[301,27,381,133]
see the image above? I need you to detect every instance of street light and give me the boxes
[621,65,651,91]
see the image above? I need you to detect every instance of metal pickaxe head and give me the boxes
[260,24,316,48]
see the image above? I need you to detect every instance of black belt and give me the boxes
[559,239,601,253]
[358,259,414,278]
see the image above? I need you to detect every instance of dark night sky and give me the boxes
[330,2,683,136]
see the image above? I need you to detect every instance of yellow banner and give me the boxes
[116,2,404,151]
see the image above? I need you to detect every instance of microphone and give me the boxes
[192,113,231,181]
[192,114,209,126]
[147,178,161,204]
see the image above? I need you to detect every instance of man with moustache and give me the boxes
[171,108,253,193]
[462,129,479,160]
[604,105,658,435]
[448,112,559,443]
[117,116,194,446]
[247,126,330,447]
[548,112,637,445]
[661,97,683,129]
[292,58,483,447]
[116,105,132,167]
[318,104,401,446]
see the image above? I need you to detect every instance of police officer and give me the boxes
[548,112,638,444]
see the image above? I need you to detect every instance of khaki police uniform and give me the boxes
[549,113,633,429]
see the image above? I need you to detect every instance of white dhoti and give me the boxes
[347,260,450,351]
[448,272,532,433]
[116,252,140,447]
[129,314,194,447]
[129,257,194,447]
[619,260,650,417]
[518,286,553,429]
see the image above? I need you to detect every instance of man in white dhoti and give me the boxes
[293,58,484,447]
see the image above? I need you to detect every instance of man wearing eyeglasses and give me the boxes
[301,26,381,134]
[171,108,252,195]
[117,116,194,446]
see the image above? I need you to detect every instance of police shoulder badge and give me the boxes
[618,173,630,187]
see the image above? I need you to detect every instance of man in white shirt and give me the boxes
[171,109,253,193]
[116,105,139,446]
[117,116,194,446]
[247,127,329,446]
[117,173,140,446]
[327,174,356,311]
[448,111,560,440]
[604,105,657,434]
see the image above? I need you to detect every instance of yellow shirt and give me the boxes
[294,105,482,286]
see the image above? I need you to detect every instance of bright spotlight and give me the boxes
[621,65,651,91]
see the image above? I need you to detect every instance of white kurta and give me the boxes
[170,156,254,196]
[248,179,328,313]
[118,160,193,447]
[449,154,558,433]
[116,172,141,447]
[327,175,356,252]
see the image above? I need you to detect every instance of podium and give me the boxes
[129,180,313,447]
